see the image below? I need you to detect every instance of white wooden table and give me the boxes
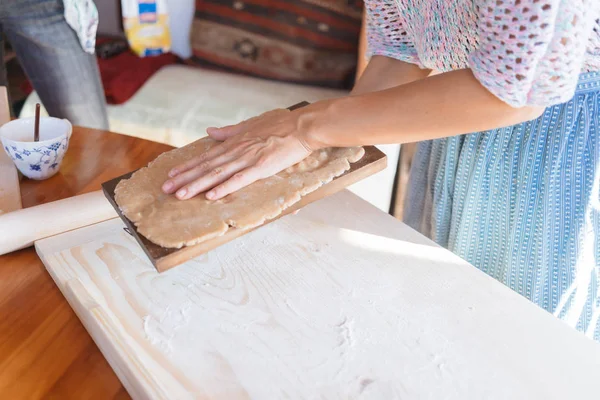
[36,190,600,400]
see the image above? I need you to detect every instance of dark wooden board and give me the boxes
[102,102,387,272]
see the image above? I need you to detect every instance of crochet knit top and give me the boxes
[365,0,600,107]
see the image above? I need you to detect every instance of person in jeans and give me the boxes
[0,0,108,129]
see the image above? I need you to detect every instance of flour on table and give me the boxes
[143,303,192,354]
[114,137,364,248]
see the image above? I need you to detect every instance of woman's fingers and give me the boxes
[163,149,243,194]
[162,107,312,201]
[168,143,228,178]
[206,166,263,200]
[175,156,252,200]
[203,136,311,200]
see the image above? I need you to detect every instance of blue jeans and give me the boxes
[0,0,108,129]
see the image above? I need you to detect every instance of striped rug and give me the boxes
[189,0,363,89]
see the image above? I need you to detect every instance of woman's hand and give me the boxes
[161,108,317,201]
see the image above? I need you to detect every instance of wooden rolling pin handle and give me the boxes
[0,190,118,255]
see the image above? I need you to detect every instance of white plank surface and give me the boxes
[36,190,600,400]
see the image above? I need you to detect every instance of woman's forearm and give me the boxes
[351,55,432,95]
[160,63,543,201]
[303,69,544,149]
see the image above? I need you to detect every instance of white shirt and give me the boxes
[63,0,99,54]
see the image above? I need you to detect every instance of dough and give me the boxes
[115,137,364,248]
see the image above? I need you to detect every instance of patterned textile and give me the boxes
[190,0,363,89]
[365,0,600,107]
[404,72,600,342]
[63,0,99,54]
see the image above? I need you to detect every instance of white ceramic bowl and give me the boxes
[0,117,72,180]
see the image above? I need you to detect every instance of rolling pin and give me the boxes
[0,190,118,255]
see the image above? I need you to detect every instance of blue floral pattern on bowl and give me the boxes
[4,138,68,172]
[0,117,72,180]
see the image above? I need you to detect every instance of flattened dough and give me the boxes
[115,137,364,248]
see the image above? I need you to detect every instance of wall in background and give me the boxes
[96,0,126,38]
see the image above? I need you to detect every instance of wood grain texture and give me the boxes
[18,128,171,208]
[0,151,21,214]
[103,146,386,272]
[36,190,600,400]
[0,127,170,399]
[0,87,9,125]
[0,86,21,215]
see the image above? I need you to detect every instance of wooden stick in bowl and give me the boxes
[34,103,40,142]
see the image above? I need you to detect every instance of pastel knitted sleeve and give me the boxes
[469,0,600,107]
[365,0,422,67]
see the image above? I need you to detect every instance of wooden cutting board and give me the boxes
[35,190,600,400]
[101,101,386,272]
[0,86,21,215]
[102,145,386,272]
